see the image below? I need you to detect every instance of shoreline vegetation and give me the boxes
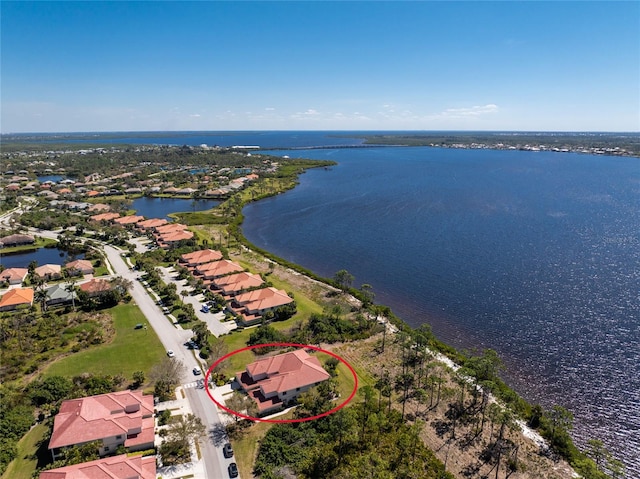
[0,136,628,478]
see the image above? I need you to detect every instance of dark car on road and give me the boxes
[228,462,238,477]
[223,442,234,458]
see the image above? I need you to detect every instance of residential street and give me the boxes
[6,198,239,478]
[101,244,237,479]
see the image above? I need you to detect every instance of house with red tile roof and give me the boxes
[157,230,194,249]
[229,287,294,326]
[65,259,94,276]
[35,264,62,281]
[39,453,156,479]
[48,390,154,460]
[195,259,243,279]
[79,278,112,297]
[135,218,168,231]
[154,223,188,234]
[90,212,121,222]
[180,248,224,267]
[86,203,111,213]
[235,350,330,415]
[209,271,264,298]
[112,215,144,226]
[0,287,34,311]
[0,267,28,285]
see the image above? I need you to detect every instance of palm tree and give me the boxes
[65,279,78,311]
[34,287,49,312]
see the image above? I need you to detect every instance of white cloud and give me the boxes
[439,104,499,118]
[189,113,201,118]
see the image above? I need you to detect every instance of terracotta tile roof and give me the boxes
[49,390,154,450]
[0,267,28,284]
[90,212,121,222]
[154,223,188,233]
[65,259,94,274]
[159,230,193,243]
[35,264,62,278]
[136,218,168,230]
[195,259,243,277]
[234,287,293,313]
[212,272,263,294]
[180,249,223,265]
[112,215,144,225]
[0,287,34,308]
[39,454,156,479]
[79,279,112,295]
[86,203,110,212]
[239,350,330,399]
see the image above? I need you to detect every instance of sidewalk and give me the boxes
[155,387,207,479]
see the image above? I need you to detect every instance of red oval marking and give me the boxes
[204,342,358,423]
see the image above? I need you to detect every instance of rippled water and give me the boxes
[242,147,640,476]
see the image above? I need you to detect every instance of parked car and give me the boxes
[167,350,175,358]
[134,323,144,330]
[223,442,234,458]
[162,307,170,314]
[193,367,202,375]
[228,462,238,478]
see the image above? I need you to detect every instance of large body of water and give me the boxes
[242,146,640,476]
[13,131,640,475]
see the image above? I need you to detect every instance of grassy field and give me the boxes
[43,302,165,380]
[1,423,48,479]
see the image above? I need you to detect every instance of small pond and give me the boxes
[0,247,84,269]
[36,175,65,183]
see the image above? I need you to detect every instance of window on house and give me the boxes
[296,387,300,391]
[116,435,122,439]
[283,391,286,395]
[104,446,110,452]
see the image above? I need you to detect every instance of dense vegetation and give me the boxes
[254,390,453,479]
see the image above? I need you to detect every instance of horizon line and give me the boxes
[3,129,639,136]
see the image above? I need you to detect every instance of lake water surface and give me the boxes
[131,197,219,220]
[243,146,640,475]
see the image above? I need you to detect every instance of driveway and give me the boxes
[158,266,238,337]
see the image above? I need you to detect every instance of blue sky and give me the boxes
[2,1,638,132]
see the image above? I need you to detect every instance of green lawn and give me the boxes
[1,423,48,479]
[43,302,165,380]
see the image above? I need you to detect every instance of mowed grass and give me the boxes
[1,423,48,479]
[44,303,165,379]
